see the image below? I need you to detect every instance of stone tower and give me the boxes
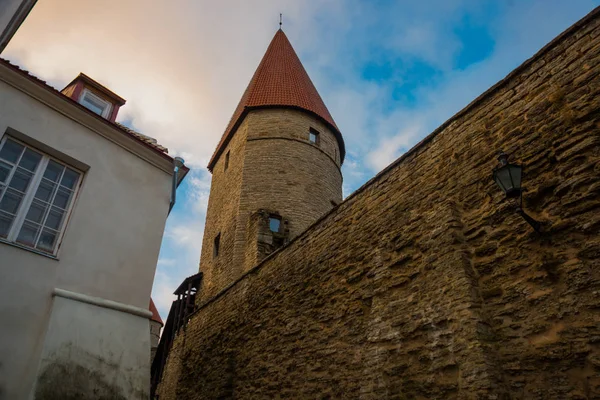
[198,29,344,299]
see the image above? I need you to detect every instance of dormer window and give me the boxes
[60,73,125,122]
[79,89,112,118]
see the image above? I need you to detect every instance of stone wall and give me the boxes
[159,7,600,399]
[199,108,343,299]
[150,320,162,363]
[198,116,249,299]
[239,109,343,272]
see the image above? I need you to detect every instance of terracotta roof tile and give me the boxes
[116,122,168,153]
[208,30,345,170]
[149,298,163,325]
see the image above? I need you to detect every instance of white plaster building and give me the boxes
[0,0,37,53]
[0,59,187,399]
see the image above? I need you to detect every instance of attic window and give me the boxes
[309,128,319,145]
[213,233,220,258]
[269,216,281,233]
[80,89,112,118]
[224,151,230,171]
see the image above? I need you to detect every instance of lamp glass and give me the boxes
[494,163,522,197]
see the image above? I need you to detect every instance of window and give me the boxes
[269,216,281,233]
[309,128,319,145]
[224,150,230,171]
[79,89,112,118]
[213,233,220,258]
[0,136,82,255]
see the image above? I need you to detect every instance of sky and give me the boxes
[4,0,599,319]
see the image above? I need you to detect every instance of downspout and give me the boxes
[169,157,185,214]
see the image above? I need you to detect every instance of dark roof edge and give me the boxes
[62,72,127,105]
[207,104,346,172]
[191,5,600,314]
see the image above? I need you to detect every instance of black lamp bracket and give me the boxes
[511,189,542,233]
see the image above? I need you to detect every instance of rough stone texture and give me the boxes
[159,8,600,399]
[199,108,342,299]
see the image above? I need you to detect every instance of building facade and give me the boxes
[157,6,600,399]
[0,60,187,399]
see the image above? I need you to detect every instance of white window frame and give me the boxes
[79,88,112,118]
[0,135,83,257]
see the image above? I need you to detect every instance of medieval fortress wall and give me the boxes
[159,8,600,399]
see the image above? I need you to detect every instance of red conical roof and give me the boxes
[208,29,345,171]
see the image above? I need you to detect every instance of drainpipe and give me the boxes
[169,157,185,214]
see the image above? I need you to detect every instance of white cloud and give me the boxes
[366,123,423,171]
[157,258,176,268]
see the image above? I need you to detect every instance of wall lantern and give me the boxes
[492,151,542,233]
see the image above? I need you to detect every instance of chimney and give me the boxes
[61,73,126,122]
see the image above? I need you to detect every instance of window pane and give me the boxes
[35,179,57,202]
[45,207,65,230]
[53,187,72,209]
[0,139,24,163]
[0,188,24,214]
[269,217,281,232]
[8,168,33,192]
[25,199,48,224]
[0,211,14,238]
[37,229,57,252]
[0,161,12,183]
[60,169,80,189]
[18,149,42,172]
[16,221,40,247]
[44,161,64,182]
[81,93,108,116]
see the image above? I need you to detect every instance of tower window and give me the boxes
[224,151,230,171]
[269,216,281,233]
[308,128,319,145]
[213,233,220,258]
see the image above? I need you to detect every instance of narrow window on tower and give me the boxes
[224,150,230,171]
[213,233,220,258]
[269,215,285,248]
[308,128,320,145]
[269,216,281,233]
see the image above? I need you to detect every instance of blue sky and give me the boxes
[5,0,599,318]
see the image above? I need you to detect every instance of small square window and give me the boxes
[213,233,220,258]
[80,89,112,118]
[224,151,230,171]
[269,216,281,233]
[309,128,319,144]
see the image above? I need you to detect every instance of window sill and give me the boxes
[0,238,59,260]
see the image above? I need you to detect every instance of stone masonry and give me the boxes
[159,7,600,399]
[199,108,342,300]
